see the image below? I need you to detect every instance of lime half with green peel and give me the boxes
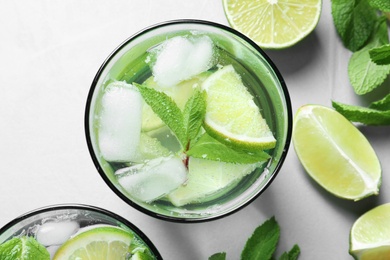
[223,0,322,49]
[0,236,50,260]
[201,65,276,152]
[53,226,134,260]
[350,203,390,259]
[292,105,381,200]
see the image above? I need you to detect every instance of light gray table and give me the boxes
[1,1,389,259]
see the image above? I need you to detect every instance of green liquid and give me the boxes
[92,30,288,218]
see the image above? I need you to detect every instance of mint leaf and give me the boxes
[370,93,390,110]
[187,133,270,164]
[209,252,226,260]
[134,83,187,147]
[332,100,390,125]
[183,89,206,148]
[279,244,301,260]
[331,0,378,51]
[369,44,390,65]
[348,18,390,95]
[241,217,280,260]
[0,236,50,260]
[369,0,390,11]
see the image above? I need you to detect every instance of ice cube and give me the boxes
[36,221,79,246]
[98,81,142,162]
[46,245,60,259]
[151,35,214,88]
[116,156,187,202]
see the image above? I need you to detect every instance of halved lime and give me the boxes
[201,65,276,151]
[292,105,381,200]
[53,226,134,259]
[350,203,390,259]
[223,0,322,49]
[167,157,257,206]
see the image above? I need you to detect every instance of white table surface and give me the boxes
[1,1,389,259]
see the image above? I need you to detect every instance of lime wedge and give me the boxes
[53,226,134,259]
[167,157,257,206]
[131,250,154,260]
[292,105,381,200]
[0,236,50,260]
[223,0,322,49]
[201,65,276,151]
[350,203,390,259]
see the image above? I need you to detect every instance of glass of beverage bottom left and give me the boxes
[0,204,162,259]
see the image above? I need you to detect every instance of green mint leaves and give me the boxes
[209,217,300,260]
[134,83,268,164]
[187,133,270,164]
[0,236,50,260]
[333,96,390,125]
[347,18,390,95]
[331,0,378,52]
[331,0,390,125]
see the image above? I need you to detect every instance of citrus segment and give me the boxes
[350,203,390,259]
[168,157,257,206]
[53,226,134,259]
[292,105,381,200]
[201,65,276,151]
[223,0,322,49]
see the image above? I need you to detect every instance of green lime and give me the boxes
[168,157,257,206]
[0,236,50,260]
[350,203,390,259]
[201,65,276,151]
[292,105,381,200]
[53,226,134,259]
[223,0,322,49]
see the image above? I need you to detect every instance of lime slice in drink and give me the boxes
[168,157,257,206]
[0,236,50,259]
[53,226,134,259]
[350,203,390,259]
[141,72,210,132]
[223,0,322,49]
[201,65,276,152]
[130,250,154,260]
[292,105,381,200]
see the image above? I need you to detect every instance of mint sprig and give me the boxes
[187,133,270,164]
[134,83,187,148]
[331,0,378,52]
[0,236,50,260]
[347,18,390,95]
[134,83,268,164]
[331,0,390,125]
[208,217,300,260]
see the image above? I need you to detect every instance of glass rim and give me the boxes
[0,203,163,259]
[84,19,293,223]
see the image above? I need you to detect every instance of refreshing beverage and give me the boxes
[85,20,292,222]
[0,204,162,259]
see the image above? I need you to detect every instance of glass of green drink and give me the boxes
[0,204,162,259]
[85,20,292,222]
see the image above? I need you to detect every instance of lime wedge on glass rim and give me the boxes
[201,64,276,151]
[53,226,135,259]
[350,203,390,259]
[292,105,381,200]
[222,0,322,49]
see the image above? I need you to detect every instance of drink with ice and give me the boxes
[0,205,161,259]
[86,20,292,221]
